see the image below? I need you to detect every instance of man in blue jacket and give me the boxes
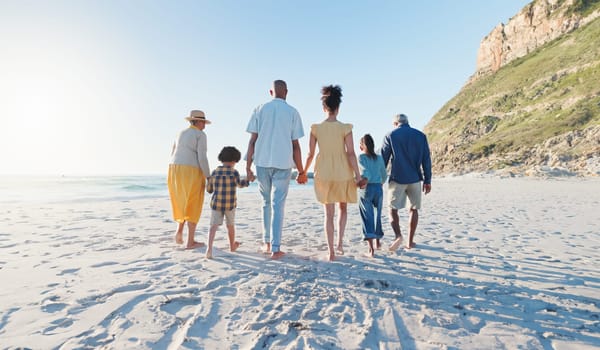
[381,113,432,251]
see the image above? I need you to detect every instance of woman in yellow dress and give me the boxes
[302,85,365,261]
[168,110,211,249]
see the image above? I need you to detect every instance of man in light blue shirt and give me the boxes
[245,80,306,259]
[381,113,432,251]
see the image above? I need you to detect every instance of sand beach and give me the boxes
[0,176,599,349]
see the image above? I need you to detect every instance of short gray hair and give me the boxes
[393,113,409,125]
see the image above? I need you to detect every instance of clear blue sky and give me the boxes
[0,0,530,175]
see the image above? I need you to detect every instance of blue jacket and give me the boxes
[381,124,432,185]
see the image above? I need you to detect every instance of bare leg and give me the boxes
[226,225,240,252]
[390,208,402,239]
[205,224,218,258]
[175,222,184,244]
[336,202,347,255]
[325,204,335,261]
[407,208,418,249]
[366,239,375,258]
[185,221,204,249]
[376,239,381,250]
[389,208,403,251]
[262,242,271,254]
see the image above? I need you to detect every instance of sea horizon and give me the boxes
[0,174,313,204]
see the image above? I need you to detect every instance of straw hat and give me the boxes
[185,110,211,124]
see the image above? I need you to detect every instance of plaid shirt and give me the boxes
[207,165,249,211]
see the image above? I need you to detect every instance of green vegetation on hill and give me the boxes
[425,15,600,173]
[561,0,600,16]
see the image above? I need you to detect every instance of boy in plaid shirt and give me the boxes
[206,146,251,259]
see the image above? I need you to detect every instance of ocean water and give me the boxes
[0,175,312,204]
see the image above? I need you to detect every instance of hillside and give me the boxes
[424,0,600,176]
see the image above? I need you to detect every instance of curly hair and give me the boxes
[218,146,242,163]
[321,85,343,112]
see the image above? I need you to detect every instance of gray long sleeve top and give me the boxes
[170,126,211,177]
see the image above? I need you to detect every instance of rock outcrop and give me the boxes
[424,0,600,177]
[431,125,600,177]
[472,0,600,81]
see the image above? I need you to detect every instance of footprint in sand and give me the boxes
[90,261,119,268]
[362,279,391,289]
[57,268,80,276]
[42,302,69,313]
[214,286,237,297]
[160,295,203,314]
[42,317,74,334]
[0,307,19,331]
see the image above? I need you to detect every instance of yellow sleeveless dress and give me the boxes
[311,120,357,204]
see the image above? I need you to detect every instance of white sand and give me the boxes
[1,177,599,349]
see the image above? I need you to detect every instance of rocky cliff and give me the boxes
[472,0,600,81]
[424,0,600,177]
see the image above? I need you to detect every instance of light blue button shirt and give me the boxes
[246,98,304,169]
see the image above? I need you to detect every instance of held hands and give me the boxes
[296,172,308,184]
[246,169,256,182]
[356,176,368,189]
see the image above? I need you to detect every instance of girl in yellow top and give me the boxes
[302,85,365,261]
[168,110,211,250]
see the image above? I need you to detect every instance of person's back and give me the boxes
[249,98,303,169]
[312,120,353,182]
[245,80,306,259]
[358,152,387,185]
[208,165,248,211]
[383,123,431,185]
[302,84,362,261]
[381,113,432,251]
[167,110,211,250]
[205,146,249,259]
[171,127,204,168]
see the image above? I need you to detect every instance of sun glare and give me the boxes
[1,47,95,174]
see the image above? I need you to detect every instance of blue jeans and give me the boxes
[359,183,384,240]
[256,167,292,253]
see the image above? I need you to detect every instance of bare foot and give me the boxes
[175,232,183,244]
[405,242,416,249]
[185,241,205,250]
[365,248,375,258]
[327,252,336,262]
[205,250,213,259]
[389,237,403,251]
[230,241,241,252]
[262,243,271,254]
[336,246,344,256]
[271,251,285,260]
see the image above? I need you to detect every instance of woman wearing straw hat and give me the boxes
[168,110,212,249]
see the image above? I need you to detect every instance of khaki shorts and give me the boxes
[388,181,422,210]
[210,209,236,226]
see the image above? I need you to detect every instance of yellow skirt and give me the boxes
[167,164,206,224]
[314,178,357,204]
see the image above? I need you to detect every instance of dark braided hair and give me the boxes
[321,85,343,112]
[361,134,377,160]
